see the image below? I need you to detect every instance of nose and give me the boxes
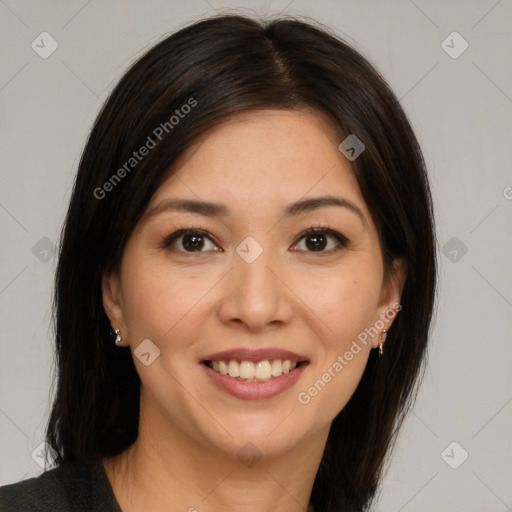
[217,244,293,333]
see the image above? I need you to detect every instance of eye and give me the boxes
[292,226,348,254]
[162,226,348,255]
[163,229,221,253]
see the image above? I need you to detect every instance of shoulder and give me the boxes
[0,463,81,511]
[0,460,119,512]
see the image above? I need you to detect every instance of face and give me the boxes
[103,109,406,460]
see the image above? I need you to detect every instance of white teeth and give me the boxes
[227,360,240,378]
[271,359,282,377]
[255,360,272,381]
[208,359,301,381]
[219,360,228,375]
[239,361,255,380]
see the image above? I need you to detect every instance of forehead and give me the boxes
[149,109,368,217]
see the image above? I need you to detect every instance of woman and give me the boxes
[0,13,437,512]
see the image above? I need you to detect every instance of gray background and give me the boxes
[1,1,511,510]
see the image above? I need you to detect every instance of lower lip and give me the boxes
[201,363,308,400]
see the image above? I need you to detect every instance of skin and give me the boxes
[102,108,407,512]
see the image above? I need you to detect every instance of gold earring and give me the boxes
[379,329,387,357]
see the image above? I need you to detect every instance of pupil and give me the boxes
[306,234,326,251]
[184,234,203,250]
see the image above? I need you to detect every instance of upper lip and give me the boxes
[200,348,309,364]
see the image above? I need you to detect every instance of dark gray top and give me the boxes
[0,459,122,511]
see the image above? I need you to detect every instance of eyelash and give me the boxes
[161,224,349,255]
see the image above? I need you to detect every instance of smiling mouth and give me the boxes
[203,359,307,382]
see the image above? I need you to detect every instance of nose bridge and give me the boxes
[217,234,292,330]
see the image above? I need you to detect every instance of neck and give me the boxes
[103,410,326,512]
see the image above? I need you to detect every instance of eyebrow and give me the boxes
[143,195,366,226]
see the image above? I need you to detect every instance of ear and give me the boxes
[102,270,128,345]
[371,258,407,349]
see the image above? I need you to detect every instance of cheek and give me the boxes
[297,264,382,348]
[120,255,217,348]
[330,277,380,341]
[295,274,380,423]
[122,270,170,341]
[296,262,383,415]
